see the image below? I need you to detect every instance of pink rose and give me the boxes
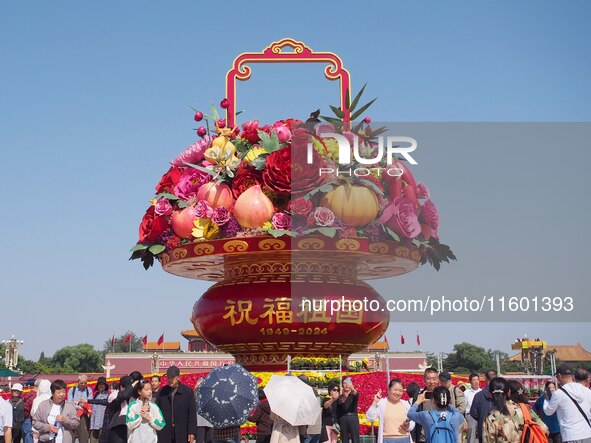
[154,198,173,216]
[194,200,213,218]
[174,169,210,200]
[272,213,292,230]
[272,123,291,143]
[212,206,231,226]
[311,207,335,227]
[288,197,313,217]
[379,197,421,238]
[420,199,440,229]
[416,182,430,200]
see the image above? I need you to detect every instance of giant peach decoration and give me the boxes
[321,183,379,227]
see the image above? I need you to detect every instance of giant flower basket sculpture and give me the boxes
[131,39,455,370]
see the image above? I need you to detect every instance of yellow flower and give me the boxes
[150,198,157,205]
[192,218,220,240]
[262,221,273,230]
[244,146,266,164]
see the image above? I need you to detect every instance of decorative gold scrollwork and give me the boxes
[172,248,188,260]
[258,238,286,251]
[395,246,409,258]
[369,242,389,254]
[223,240,249,253]
[297,238,325,250]
[194,243,215,256]
[336,238,361,251]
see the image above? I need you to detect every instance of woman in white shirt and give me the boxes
[366,379,414,443]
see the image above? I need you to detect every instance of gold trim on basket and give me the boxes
[223,240,249,253]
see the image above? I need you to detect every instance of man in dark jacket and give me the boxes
[157,366,197,443]
[469,369,497,441]
[248,388,273,443]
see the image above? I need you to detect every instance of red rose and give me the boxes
[262,147,291,194]
[292,130,328,195]
[231,164,264,198]
[263,131,327,195]
[288,197,313,216]
[138,206,168,243]
[155,166,182,194]
[241,120,261,144]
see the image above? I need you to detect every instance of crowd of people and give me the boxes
[0,363,590,443]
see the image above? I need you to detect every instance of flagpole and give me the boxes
[129,335,132,353]
[112,332,115,353]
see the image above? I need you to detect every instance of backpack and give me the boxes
[10,398,25,430]
[428,410,457,443]
[517,403,548,443]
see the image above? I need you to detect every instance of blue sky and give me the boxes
[1,1,590,361]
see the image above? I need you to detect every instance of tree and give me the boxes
[51,344,102,373]
[102,331,144,354]
[445,342,496,373]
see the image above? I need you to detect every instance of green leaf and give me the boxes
[266,229,298,238]
[382,224,401,242]
[233,138,250,155]
[349,83,367,112]
[352,121,365,133]
[317,227,337,238]
[210,103,219,121]
[148,244,166,255]
[258,130,281,153]
[303,183,334,200]
[355,178,384,196]
[366,126,388,138]
[184,162,223,180]
[345,88,351,109]
[141,253,154,270]
[303,227,338,238]
[320,115,344,126]
[351,97,377,121]
[154,192,179,201]
[251,154,268,170]
[177,200,188,209]
[329,105,345,119]
[129,243,149,252]
[129,250,144,261]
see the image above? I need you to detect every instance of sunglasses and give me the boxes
[331,388,340,392]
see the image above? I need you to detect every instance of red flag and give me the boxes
[141,335,148,346]
[400,334,405,345]
[123,334,131,343]
[157,334,164,346]
[111,335,115,347]
[384,336,390,349]
[417,333,421,346]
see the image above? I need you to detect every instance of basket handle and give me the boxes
[225,38,351,128]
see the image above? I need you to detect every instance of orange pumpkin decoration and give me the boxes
[321,183,379,226]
